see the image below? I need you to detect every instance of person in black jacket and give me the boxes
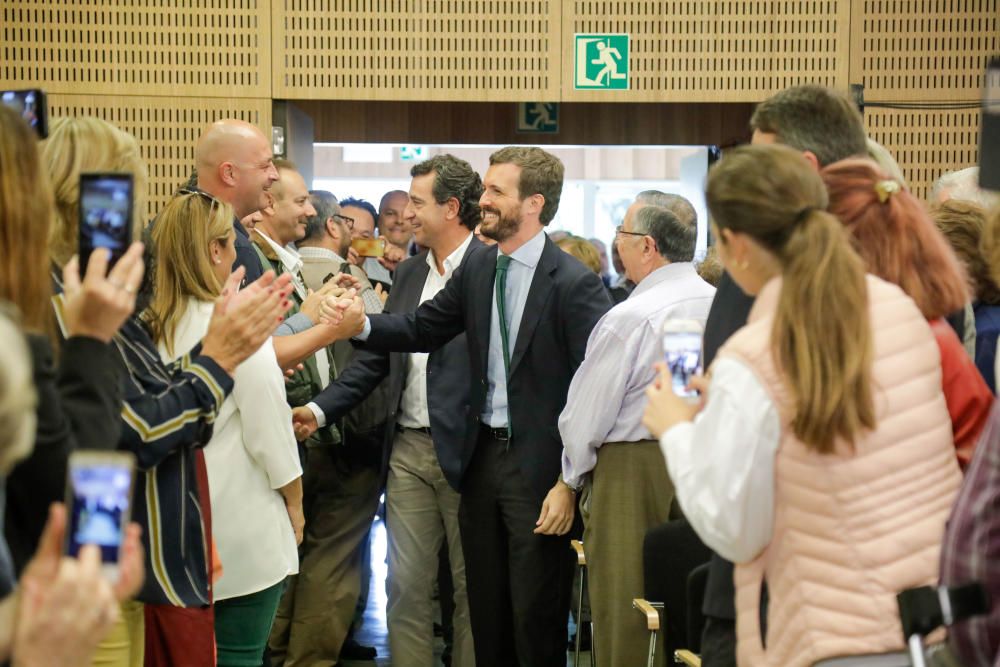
[319,146,613,667]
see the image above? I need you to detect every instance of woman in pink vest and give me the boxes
[644,144,962,667]
[822,158,993,470]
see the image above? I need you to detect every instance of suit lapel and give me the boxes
[402,254,431,311]
[509,237,557,376]
[473,245,499,379]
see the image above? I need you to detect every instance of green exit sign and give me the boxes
[574,34,630,90]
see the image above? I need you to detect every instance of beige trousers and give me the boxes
[386,427,474,667]
[582,440,674,667]
[91,600,144,667]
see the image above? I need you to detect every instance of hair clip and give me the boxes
[874,180,900,203]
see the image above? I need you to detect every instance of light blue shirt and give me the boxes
[558,262,716,488]
[483,229,546,428]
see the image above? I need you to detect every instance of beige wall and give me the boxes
[2,0,996,208]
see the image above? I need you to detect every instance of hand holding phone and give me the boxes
[64,451,136,583]
[662,319,704,401]
[78,173,134,272]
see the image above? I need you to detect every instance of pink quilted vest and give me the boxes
[719,275,961,667]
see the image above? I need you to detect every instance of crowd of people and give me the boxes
[0,81,998,667]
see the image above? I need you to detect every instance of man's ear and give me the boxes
[445,196,460,221]
[801,150,821,172]
[325,217,338,238]
[220,161,237,187]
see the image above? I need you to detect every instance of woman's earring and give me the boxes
[737,258,750,270]
[214,258,221,265]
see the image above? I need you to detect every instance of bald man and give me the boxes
[192,120,361,373]
[195,119,279,286]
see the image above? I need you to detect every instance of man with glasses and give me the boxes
[268,189,386,666]
[558,198,715,667]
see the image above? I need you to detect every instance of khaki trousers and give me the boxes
[91,600,144,667]
[269,445,381,667]
[582,440,673,667]
[386,427,474,667]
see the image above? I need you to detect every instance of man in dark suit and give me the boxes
[294,154,485,666]
[317,146,613,666]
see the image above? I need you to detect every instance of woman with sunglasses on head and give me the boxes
[645,144,961,667]
[145,192,303,667]
[821,159,993,468]
[40,115,294,667]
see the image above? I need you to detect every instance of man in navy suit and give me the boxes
[317,146,612,665]
[295,155,485,666]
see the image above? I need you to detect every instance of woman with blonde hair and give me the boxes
[40,115,295,667]
[645,144,961,667]
[145,192,303,667]
[822,159,993,466]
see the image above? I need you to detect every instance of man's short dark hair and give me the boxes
[410,154,484,231]
[633,206,696,263]
[489,146,564,225]
[750,85,867,167]
[636,191,697,228]
[302,190,338,243]
[339,197,378,229]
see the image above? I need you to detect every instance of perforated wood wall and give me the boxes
[273,1,560,101]
[1,0,271,97]
[865,107,981,201]
[850,0,998,102]
[48,95,272,218]
[563,1,851,102]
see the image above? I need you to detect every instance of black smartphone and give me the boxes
[980,56,999,192]
[78,173,134,270]
[64,451,135,582]
[1,88,48,138]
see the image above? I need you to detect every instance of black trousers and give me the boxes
[458,427,575,667]
[700,616,737,667]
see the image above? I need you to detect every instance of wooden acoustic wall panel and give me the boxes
[563,1,850,102]
[851,0,998,102]
[273,0,559,101]
[864,107,980,201]
[0,0,271,97]
[48,94,272,218]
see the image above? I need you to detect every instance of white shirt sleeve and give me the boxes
[354,316,372,341]
[231,338,303,489]
[558,321,633,489]
[659,356,781,563]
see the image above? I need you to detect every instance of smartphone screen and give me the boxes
[0,88,47,138]
[79,173,134,270]
[662,320,703,399]
[351,237,385,258]
[65,452,134,576]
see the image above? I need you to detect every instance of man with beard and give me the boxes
[329,146,613,666]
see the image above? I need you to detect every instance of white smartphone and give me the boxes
[64,451,135,581]
[662,319,704,401]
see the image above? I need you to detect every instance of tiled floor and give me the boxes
[343,519,592,667]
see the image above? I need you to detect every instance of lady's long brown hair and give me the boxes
[822,159,969,319]
[706,144,875,453]
[0,106,55,334]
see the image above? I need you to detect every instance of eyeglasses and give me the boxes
[178,188,222,214]
[615,224,647,239]
[333,214,354,230]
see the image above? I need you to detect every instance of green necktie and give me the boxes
[495,254,513,440]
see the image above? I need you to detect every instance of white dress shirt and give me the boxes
[158,299,302,600]
[658,356,781,563]
[256,229,331,389]
[397,233,474,428]
[558,262,716,488]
